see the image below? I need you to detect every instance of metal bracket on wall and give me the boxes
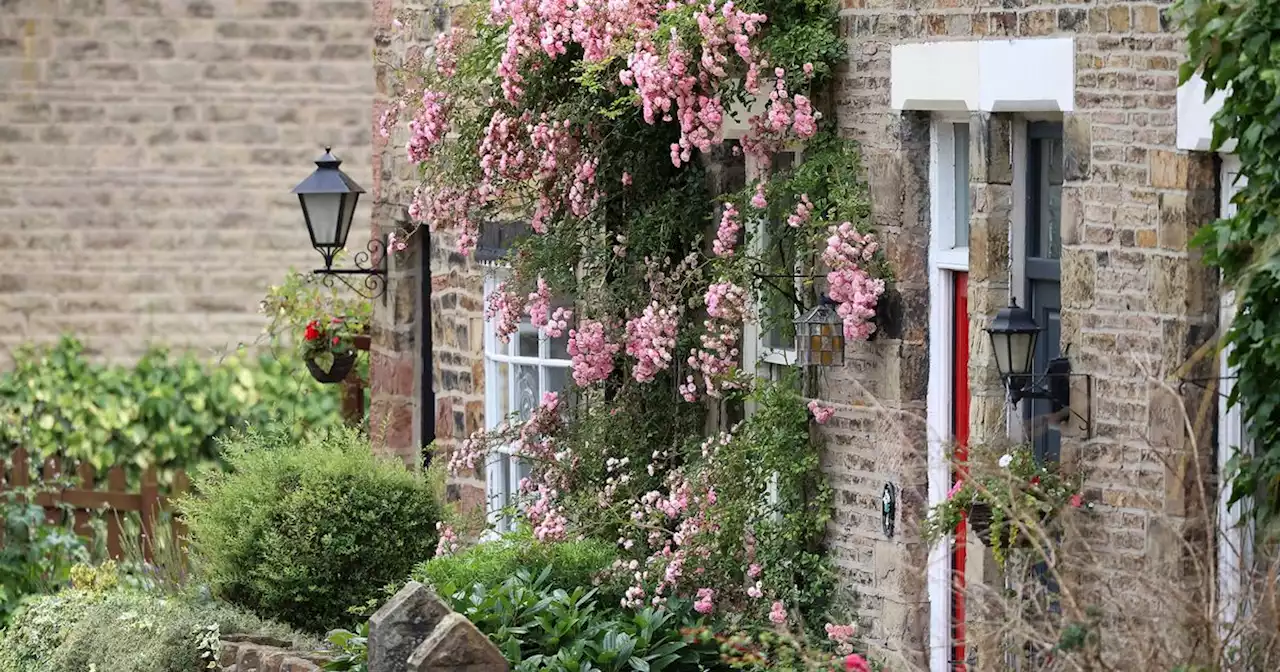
[1177,375,1238,401]
[314,237,388,301]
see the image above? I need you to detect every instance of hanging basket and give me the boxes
[306,351,357,384]
[968,501,1041,550]
[968,502,995,546]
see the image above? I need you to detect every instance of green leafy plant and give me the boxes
[180,425,443,634]
[920,441,1087,566]
[0,487,89,625]
[412,532,620,602]
[0,588,309,672]
[438,567,721,672]
[323,622,369,672]
[0,336,345,482]
[260,266,371,374]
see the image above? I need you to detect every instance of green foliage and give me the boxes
[440,568,721,672]
[322,622,369,672]
[413,533,621,603]
[1177,0,1280,537]
[0,489,89,626]
[0,336,345,482]
[0,588,307,672]
[180,425,443,634]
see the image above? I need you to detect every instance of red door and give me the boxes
[951,273,970,670]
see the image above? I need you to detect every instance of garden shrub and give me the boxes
[0,588,306,672]
[412,533,620,602]
[0,492,89,625]
[181,425,442,634]
[0,335,345,481]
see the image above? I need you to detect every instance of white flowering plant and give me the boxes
[921,441,1088,565]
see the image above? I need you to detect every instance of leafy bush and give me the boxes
[0,490,89,625]
[440,568,721,672]
[181,426,442,633]
[0,336,345,480]
[0,588,307,672]
[412,533,620,603]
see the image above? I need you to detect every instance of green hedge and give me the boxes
[0,335,346,480]
[412,533,621,603]
[182,426,443,634]
[0,588,306,672]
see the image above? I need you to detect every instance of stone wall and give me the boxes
[834,0,1221,667]
[219,634,332,672]
[370,0,486,508]
[0,0,374,366]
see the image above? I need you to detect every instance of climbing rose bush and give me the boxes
[383,0,875,642]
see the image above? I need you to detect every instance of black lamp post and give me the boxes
[985,298,1070,411]
[291,147,386,298]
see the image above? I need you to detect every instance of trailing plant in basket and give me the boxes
[259,265,370,381]
[921,442,1089,566]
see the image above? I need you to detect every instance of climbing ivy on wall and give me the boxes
[1180,0,1280,536]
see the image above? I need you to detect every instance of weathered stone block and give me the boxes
[406,613,510,672]
[369,581,454,672]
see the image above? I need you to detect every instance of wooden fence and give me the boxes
[0,447,187,563]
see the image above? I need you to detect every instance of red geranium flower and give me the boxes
[1030,476,1041,486]
[332,336,340,345]
[304,321,321,341]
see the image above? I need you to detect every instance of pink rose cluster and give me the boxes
[484,282,524,343]
[825,622,857,655]
[713,203,741,257]
[681,282,748,401]
[527,277,573,338]
[434,522,460,558]
[808,399,836,424]
[568,319,620,386]
[822,222,886,341]
[742,68,819,158]
[625,302,680,382]
[406,90,450,163]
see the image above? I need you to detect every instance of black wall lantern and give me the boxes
[292,147,387,299]
[985,299,1092,436]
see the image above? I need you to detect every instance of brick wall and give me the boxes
[0,0,374,365]
[371,0,485,494]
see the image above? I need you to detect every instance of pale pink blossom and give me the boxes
[768,600,788,624]
[693,587,714,614]
[808,400,836,424]
[568,319,619,386]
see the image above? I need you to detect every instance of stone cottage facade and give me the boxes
[0,0,374,365]
[369,1,1241,669]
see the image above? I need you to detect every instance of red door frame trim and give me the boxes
[951,272,970,670]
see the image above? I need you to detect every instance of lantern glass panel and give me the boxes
[1011,330,1037,376]
[302,193,342,247]
[337,193,358,247]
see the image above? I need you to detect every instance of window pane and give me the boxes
[953,123,970,249]
[516,365,538,421]
[1041,136,1063,260]
[518,321,539,357]
[549,331,570,360]
[494,361,511,425]
[545,366,568,396]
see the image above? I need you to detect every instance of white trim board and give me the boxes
[891,38,1075,113]
[1177,74,1232,152]
[925,117,970,672]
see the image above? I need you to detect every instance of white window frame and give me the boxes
[481,267,573,534]
[742,149,804,374]
[925,113,971,672]
[1217,153,1253,646]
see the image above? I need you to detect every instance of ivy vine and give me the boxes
[1179,0,1280,537]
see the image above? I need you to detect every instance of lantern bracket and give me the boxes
[313,237,388,300]
[1004,350,1094,438]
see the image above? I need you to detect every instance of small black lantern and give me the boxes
[291,147,386,298]
[986,298,1040,397]
[795,295,845,367]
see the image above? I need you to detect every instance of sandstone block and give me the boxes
[369,581,454,672]
[406,613,509,672]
